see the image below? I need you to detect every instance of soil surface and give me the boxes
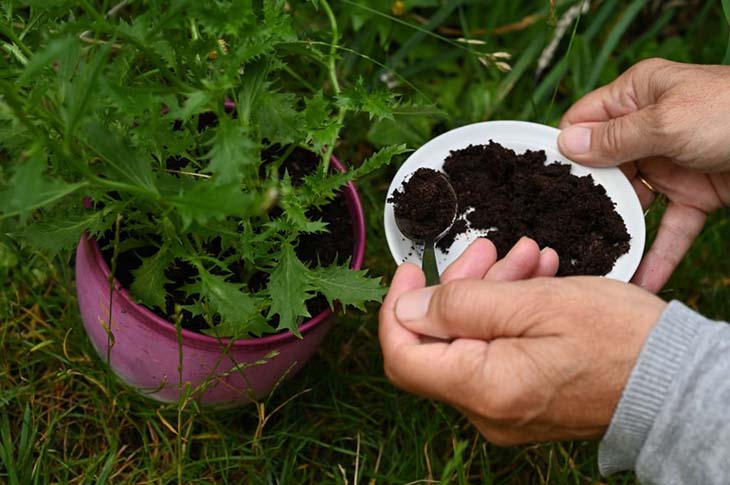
[101,147,354,335]
[388,168,457,241]
[430,141,630,276]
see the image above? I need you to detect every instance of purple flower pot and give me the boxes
[75,157,366,405]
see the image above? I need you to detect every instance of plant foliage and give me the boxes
[0,0,404,337]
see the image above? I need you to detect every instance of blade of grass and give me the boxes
[545,0,588,122]
[585,0,646,91]
[492,35,544,114]
[722,0,730,63]
[0,409,19,485]
[341,0,469,60]
[618,7,676,64]
[376,1,461,77]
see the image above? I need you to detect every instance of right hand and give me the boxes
[557,58,730,293]
[379,238,666,446]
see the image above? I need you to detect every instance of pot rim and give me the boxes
[83,155,366,348]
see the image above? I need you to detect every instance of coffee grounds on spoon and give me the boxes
[389,168,457,241]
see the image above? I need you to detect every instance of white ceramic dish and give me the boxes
[383,121,645,282]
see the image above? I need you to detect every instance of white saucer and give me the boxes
[383,121,645,282]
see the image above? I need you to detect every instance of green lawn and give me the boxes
[2,1,730,483]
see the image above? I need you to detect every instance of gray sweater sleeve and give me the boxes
[599,300,730,484]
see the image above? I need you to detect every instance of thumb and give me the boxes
[558,108,664,166]
[394,279,543,340]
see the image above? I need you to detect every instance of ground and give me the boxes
[2,1,730,483]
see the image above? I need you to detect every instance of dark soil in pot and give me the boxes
[99,147,354,334]
[394,141,630,276]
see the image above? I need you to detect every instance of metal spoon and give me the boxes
[394,172,458,286]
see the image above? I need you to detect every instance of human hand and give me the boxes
[558,58,730,292]
[379,238,666,445]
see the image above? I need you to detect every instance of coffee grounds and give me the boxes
[435,141,630,276]
[388,168,457,241]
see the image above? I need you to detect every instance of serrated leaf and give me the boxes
[303,91,331,127]
[282,203,329,234]
[337,78,398,121]
[20,210,106,255]
[296,144,408,207]
[352,144,409,178]
[83,123,159,196]
[130,247,173,310]
[0,104,32,153]
[166,182,260,229]
[302,91,341,154]
[103,83,168,119]
[254,90,301,144]
[18,36,77,85]
[0,151,86,221]
[203,117,258,185]
[169,91,212,121]
[67,46,112,135]
[308,121,342,156]
[267,243,314,336]
[307,265,386,311]
[279,172,329,233]
[198,271,268,338]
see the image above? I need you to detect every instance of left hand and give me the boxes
[557,59,730,292]
[379,238,666,445]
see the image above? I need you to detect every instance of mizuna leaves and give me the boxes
[267,243,314,336]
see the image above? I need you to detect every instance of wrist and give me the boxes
[598,300,702,475]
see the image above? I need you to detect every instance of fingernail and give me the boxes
[540,246,552,255]
[560,126,591,155]
[395,287,435,322]
[509,236,532,254]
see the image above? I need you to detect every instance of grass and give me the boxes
[2,0,730,483]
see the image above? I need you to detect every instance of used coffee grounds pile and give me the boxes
[410,141,629,276]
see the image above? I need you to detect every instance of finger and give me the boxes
[380,335,490,402]
[394,278,551,340]
[558,109,665,167]
[637,157,724,213]
[558,57,673,128]
[440,238,498,283]
[378,263,427,353]
[534,247,559,277]
[484,237,541,281]
[559,79,639,129]
[609,162,656,212]
[632,201,706,293]
[629,174,657,211]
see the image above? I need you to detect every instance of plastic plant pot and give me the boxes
[75,156,365,406]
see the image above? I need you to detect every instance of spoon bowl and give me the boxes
[392,171,458,285]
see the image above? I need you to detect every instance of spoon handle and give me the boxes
[422,242,440,286]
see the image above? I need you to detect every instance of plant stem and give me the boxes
[0,23,33,59]
[174,305,184,485]
[320,0,341,96]
[318,0,345,173]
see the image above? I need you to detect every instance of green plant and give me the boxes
[0,0,406,337]
[3,0,730,483]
